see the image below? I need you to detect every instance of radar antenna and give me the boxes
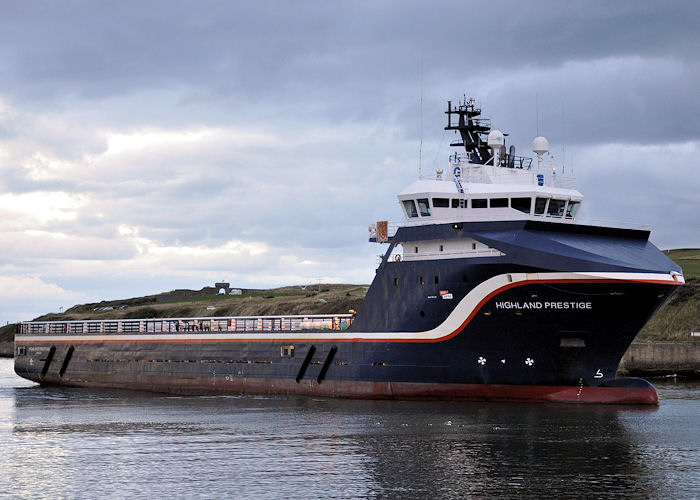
[444,96,491,164]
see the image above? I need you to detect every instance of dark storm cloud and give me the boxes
[2,1,698,134]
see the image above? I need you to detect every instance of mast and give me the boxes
[444,97,491,164]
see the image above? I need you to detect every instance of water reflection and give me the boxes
[351,401,662,498]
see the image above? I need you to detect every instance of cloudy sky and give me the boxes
[1,1,699,323]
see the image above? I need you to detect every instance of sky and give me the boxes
[1,1,699,323]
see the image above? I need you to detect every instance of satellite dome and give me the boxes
[533,136,549,155]
[487,130,505,149]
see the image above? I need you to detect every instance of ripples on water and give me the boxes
[0,358,698,499]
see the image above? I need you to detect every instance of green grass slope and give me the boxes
[637,248,699,342]
[33,284,366,322]
[663,248,700,279]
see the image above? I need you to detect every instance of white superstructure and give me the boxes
[398,152,582,226]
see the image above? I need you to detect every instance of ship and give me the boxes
[14,97,684,404]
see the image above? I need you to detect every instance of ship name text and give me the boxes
[495,301,592,310]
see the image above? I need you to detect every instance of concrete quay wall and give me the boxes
[0,341,13,358]
[618,342,700,377]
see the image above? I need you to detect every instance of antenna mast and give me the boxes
[536,92,539,136]
[561,102,565,174]
[418,61,423,179]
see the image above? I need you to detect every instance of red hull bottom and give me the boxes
[28,373,659,405]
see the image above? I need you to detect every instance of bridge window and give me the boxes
[547,199,566,217]
[566,201,580,218]
[490,198,508,208]
[417,199,431,216]
[534,197,547,215]
[472,198,487,208]
[511,197,532,213]
[403,200,418,218]
[432,198,449,208]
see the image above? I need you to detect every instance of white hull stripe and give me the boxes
[17,272,682,344]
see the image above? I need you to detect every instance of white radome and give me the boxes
[487,129,505,149]
[533,136,549,155]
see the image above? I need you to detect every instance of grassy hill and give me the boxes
[637,248,700,342]
[663,248,700,278]
[2,249,699,344]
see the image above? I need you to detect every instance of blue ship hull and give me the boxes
[14,221,682,404]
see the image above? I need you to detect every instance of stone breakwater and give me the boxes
[618,342,700,378]
[0,341,13,358]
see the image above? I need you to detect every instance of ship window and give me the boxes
[472,198,487,208]
[419,277,424,286]
[511,197,532,213]
[433,198,449,208]
[534,197,548,215]
[566,201,580,219]
[394,278,398,287]
[560,337,586,347]
[434,276,439,284]
[462,274,468,282]
[451,199,460,208]
[403,200,418,218]
[490,198,508,208]
[417,199,431,216]
[414,246,418,253]
[547,199,566,217]
[439,245,443,252]
[472,242,477,250]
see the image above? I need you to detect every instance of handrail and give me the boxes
[18,313,355,336]
[401,248,504,260]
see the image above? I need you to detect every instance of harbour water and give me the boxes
[0,357,698,499]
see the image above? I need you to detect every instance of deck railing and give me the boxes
[18,314,355,336]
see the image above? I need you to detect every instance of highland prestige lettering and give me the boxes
[495,301,592,310]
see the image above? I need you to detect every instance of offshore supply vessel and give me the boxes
[14,97,684,404]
